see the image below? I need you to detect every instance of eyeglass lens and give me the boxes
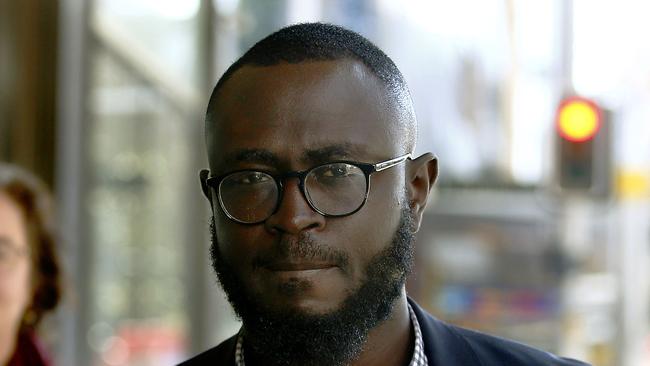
[218,171,279,223]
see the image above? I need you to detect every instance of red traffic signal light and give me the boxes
[555,96,610,194]
[556,97,602,143]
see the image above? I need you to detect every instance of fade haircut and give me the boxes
[205,22,417,152]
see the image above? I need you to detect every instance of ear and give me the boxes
[405,153,438,232]
[199,169,214,208]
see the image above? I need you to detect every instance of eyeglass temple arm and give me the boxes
[373,153,412,172]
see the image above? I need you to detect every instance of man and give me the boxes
[182,23,589,366]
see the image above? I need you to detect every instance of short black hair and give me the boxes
[206,22,416,151]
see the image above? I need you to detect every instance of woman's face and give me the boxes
[0,192,32,340]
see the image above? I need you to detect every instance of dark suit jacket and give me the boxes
[179,298,590,365]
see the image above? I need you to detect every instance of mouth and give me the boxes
[267,268,337,285]
[260,262,341,283]
[264,262,337,272]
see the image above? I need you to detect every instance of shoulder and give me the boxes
[448,324,590,366]
[407,298,590,366]
[8,330,52,366]
[177,334,238,366]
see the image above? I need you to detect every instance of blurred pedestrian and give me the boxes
[0,164,62,366]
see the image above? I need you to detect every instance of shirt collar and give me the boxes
[235,303,428,366]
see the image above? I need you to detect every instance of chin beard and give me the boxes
[210,209,416,366]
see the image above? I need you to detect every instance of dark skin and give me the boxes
[201,59,437,365]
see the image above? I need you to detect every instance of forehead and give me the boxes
[207,59,403,170]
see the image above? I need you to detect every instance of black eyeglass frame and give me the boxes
[204,153,412,224]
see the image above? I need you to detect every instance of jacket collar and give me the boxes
[407,297,481,366]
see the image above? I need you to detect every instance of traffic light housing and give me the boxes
[556,96,610,195]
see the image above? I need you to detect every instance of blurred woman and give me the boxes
[0,164,62,366]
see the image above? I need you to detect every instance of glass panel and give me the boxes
[94,0,202,88]
[85,46,191,366]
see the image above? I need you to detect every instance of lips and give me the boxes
[264,262,337,271]
[252,236,350,274]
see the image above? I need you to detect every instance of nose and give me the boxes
[264,178,325,234]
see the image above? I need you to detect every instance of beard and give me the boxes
[210,208,416,366]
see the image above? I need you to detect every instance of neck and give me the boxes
[349,291,412,366]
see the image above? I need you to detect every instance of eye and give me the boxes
[237,172,272,185]
[320,164,354,178]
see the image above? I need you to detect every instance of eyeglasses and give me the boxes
[205,153,412,224]
[0,240,28,273]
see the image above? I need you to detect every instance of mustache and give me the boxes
[252,233,350,271]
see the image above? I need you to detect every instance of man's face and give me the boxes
[206,60,409,316]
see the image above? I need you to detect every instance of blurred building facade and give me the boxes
[0,0,58,186]
[2,1,650,366]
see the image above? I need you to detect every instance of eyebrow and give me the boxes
[221,148,281,168]
[218,143,368,171]
[302,143,367,165]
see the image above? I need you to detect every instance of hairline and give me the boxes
[207,56,406,117]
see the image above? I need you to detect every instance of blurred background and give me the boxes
[1,0,650,365]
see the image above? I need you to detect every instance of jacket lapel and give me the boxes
[408,298,481,366]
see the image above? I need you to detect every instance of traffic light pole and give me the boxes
[618,196,650,366]
[557,196,609,362]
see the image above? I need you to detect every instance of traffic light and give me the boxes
[556,96,610,195]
